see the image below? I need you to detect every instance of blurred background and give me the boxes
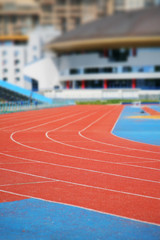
[0,0,160,34]
[0,0,160,112]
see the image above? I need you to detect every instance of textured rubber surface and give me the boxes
[0,105,159,239]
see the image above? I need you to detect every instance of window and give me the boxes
[3,59,7,65]
[70,69,79,74]
[70,0,82,4]
[33,46,37,50]
[115,0,124,7]
[84,68,99,74]
[2,50,7,56]
[57,0,66,5]
[42,4,52,12]
[155,66,160,72]
[109,49,129,62]
[3,68,8,73]
[15,77,20,81]
[101,67,112,73]
[14,50,19,57]
[74,17,80,26]
[14,59,20,65]
[123,66,132,72]
[11,16,17,24]
[3,77,8,81]
[61,17,67,32]
[15,69,20,73]
[33,56,37,60]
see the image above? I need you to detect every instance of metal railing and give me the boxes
[0,99,75,114]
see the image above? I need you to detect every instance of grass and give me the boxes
[76,99,160,105]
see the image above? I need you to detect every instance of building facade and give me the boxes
[114,0,156,12]
[0,26,60,91]
[0,0,159,35]
[47,6,160,99]
[0,0,40,35]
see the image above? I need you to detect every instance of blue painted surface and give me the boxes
[113,106,160,146]
[150,105,160,112]
[0,198,159,240]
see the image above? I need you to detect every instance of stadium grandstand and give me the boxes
[47,6,160,100]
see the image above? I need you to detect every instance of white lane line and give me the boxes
[10,109,89,134]
[0,107,57,123]
[46,111,160,165]
[79,106,160,155]
[1,106,158,186]
[45,108,160,162]
[0,111,69,130]
[0,167,57,182]
[6,105,160,171]
[0,167,159,200]
[0,162,34,165]
[0,150,159,184]
[1,151,160,172]
[0,180,54,187]
[0,189,159,227]
[10,107,160,167]
[111,105,160,148]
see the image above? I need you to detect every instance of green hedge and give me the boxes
[76,99,160,105]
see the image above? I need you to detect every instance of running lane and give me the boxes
[0,105,159,227]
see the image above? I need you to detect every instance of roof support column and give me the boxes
[66,80,70,89]
[132,48,137,56]
[81,80,85,89]
[103,79,108,89]
[132,79,136,88]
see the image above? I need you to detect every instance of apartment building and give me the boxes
[0,0,159,35]
[114,0,156,12]
[0,0,40,35]
[47,6,160,99]
[0,26,60,91]
[38,0,160,32]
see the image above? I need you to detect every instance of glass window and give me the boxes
[115,0,124,7]
[3,68,8,73]
[155,66,160,72]
[84,68,99,74]
[33,46,37,50]
[70,0,82,4]
[15,69,20,73]
[33,56,37,60]
[2,50,7,56]
[14,50,19,57]
[15,77,20,81]
[123,66,132,72]
[70,69,79,74]
[101,67,112,73]
[3,60,7,65]
[57,0,66,5]
[109,49,129,62]
[3,77,8,81]
[42,4,52,12]
[14,59,20,65]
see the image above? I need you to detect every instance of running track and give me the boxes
[0,105,160,228]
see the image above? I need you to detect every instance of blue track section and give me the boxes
[113,105,160,146]
[150,105,160,112]
[0,198,159,240]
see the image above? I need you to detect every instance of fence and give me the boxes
[0,99,75,114]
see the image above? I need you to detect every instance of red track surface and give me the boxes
[0,105,160,225]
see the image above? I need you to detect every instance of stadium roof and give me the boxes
[48,6,160,52]
[0,35,28,41]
